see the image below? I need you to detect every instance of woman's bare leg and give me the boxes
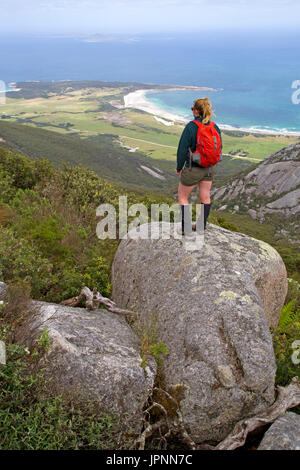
[198,180,212,204]
[178,182,196,205]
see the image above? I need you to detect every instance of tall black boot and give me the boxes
[180,204,192,235]
[194,203,211,231]
[203,203,211,229]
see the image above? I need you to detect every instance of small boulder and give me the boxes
[16,299,156,432]
[248,209,257,220]
[258,412,300,450]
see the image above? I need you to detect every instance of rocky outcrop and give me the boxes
[0,283,156,432]
[112,222,288,443]
[258,412,300,450]
[211,142,300,241]
[265,188,300,214]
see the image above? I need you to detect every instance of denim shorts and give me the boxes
[180,164,217,186]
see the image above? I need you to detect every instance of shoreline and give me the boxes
[124,88,188,123]
[3,79,300,137]
[124,88,300,137]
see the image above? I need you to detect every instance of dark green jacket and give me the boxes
[176,117,222,172]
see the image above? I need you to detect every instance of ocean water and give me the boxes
[0,32,299,133]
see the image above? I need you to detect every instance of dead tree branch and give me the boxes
[153,387,197,450]
[198,377,300,450]
[132,386,197,450]
[61,286,137,320]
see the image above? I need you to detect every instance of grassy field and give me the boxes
[0,119,180,195]
[2,83,299,169]
[221,132,298,159]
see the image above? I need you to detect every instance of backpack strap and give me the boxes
[192,120,214,126]
[192,120,205,127]
[192,120,204,143]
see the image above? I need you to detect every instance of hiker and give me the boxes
[176,97,222,235]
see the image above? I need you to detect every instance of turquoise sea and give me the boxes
[0,31,299,133]
[145,86,300,134]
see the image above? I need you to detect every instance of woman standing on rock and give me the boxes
[176,97,222,235]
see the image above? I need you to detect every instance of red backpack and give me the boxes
[189,121,222,168]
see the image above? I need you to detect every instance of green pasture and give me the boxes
[1,86,299,166]
[221,133,299,160]
[117,135,176,161]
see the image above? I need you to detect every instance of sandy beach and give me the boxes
[124,89,187,124]
[124,88,300,137]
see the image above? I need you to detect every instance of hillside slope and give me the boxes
[0,120,177,194]
[211,142,300,244]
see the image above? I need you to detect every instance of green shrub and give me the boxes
[213,215,240,232]
[273,324,300,388]
[285,278,300,308]
[0,228,54,298]
[277,247,300,280]
[272,296,300,409]
[278,299,298,331]
[0,148,175,304]
[0,168,16,203]
[0,147,55,203]
[150,340,169,368]
[0,341,123,450]
[42,255,111,303]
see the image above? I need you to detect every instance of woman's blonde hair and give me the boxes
[192,97,214,124]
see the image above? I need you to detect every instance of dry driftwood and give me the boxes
[132,386,197,451]
[61,286,137,319]
[198,376,300,450]
[133,378,300,451]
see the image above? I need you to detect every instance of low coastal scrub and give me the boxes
[0,326,123,450]
[0,147,172,302]
[272,278,300,413]
[0,282,129,450]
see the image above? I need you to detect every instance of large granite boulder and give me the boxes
[112,222,288,443]
[258,412,300,450]
[0,283,156,432]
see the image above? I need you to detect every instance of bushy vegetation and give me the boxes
[0,147,175,449]
[0,360,121,450]
[272,279,300,414]
[0,147,173,302]
[0,117,177,194]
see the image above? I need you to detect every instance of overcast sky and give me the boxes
[1,0,300,35]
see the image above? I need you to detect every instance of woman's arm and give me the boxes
[176,124,193,172]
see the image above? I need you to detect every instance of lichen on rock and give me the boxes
[112,221,288,443]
